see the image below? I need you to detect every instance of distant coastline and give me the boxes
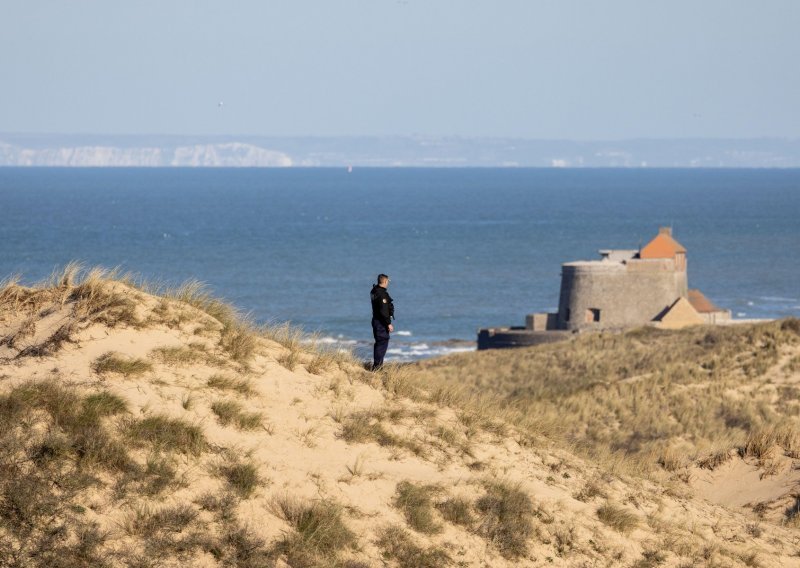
[2,134,800,168]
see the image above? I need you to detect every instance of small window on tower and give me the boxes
[586,308,601,323]
[564,309,571,322]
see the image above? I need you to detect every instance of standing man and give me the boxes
[370,274,394,370]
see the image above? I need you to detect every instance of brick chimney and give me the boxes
[659,226,672,236]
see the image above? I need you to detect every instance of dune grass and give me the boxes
[338,409,427,457]
[271,495,356,567]
[475,480,534,559]
[597,503,639,534]
[207,374,255,397]
[1,265,354,377]
[84,391,128,416]
[150,344,210,366]
[164,280,259,365]
[215,460,262,499]
[93,352,153,377]
[411,320,800,471]
[210,400,263,431]
[436,496,474,526]
[124,414,206,456]
[376,524,451,568]
[124,503,198,538]
[0,380,137,565]
[393,481,442,534]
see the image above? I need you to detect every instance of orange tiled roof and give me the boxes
[688,289,721,313]
[640,230,686,259]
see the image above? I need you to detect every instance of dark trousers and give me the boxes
[371,317,390,369]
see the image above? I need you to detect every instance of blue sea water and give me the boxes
[1,168,798,360]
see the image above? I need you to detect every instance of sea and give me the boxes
[1,168,798,361]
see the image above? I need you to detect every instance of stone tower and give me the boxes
[555,227,689,331]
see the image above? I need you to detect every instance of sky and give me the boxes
[1,0,798,139]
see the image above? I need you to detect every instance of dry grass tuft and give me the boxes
[124,414,206,455]
[263,322,311,371]
[656,446,686,472]
[475,480,534,559]
[219,322,258,365]
[207,374,255,397]
[68,267,139,327]
[82,390,128,417]
[271,494,356,567]
[124,503,198,538]
[393,481,442,534]
[339,411,377,444]
[377,363,421,400]
[210,400,263,431]
[93,352,153,377]
[163,280,258,365]
[597,503,639,534]
[115,453,185,498]
[741,423,800,462]
[436,496,474,526]
[150,344,208,366]
[262,321,304,352]
[215,460,262,499]
[697,447,735,470]
[303,337,359,376]
[376,524,451,568]
[338,409,425,457]
[277,349,301,371]
[574,479,608,502]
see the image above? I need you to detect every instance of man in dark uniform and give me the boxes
[370,274,394,370]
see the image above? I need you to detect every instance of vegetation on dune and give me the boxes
[207,373,256,397]
[596,503,639,534]
[393,481,442,534]
[377,524,451,567]
[412,319,800,470]
[162,279,261,365]
[93,352,153,377]
[0,381,134,565]
[215,459,262,499]
[3,266,800,566]
[475,480,535,559]
[271,495,357,567]
[1,265,360,380]
[1,265,141,358]
[150,344,211,366]
[210,399,263,431]
[123,414,207,456]
[436,495,474,526]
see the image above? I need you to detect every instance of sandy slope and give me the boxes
[1,277,799,567]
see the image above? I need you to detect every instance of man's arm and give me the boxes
[379,292,393,329]
[387,295,394,333]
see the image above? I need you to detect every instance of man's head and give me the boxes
[377,274,389,288]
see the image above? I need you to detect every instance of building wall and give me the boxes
[526,313,559,331]
[557,259,686,331]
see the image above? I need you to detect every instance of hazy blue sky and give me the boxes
[2,1,798,139]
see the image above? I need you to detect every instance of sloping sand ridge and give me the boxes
[1,267,799,567]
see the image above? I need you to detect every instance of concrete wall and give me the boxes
[557,259,686,331]
[477,328,571,350]
[526,313,559,331]
[699,310,732,324]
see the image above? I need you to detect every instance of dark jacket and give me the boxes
[370,285,394,327]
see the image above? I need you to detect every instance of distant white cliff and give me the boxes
[0,141,292,167]
[1,135,798,167]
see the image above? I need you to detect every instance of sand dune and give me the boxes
[1,269,799,567]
